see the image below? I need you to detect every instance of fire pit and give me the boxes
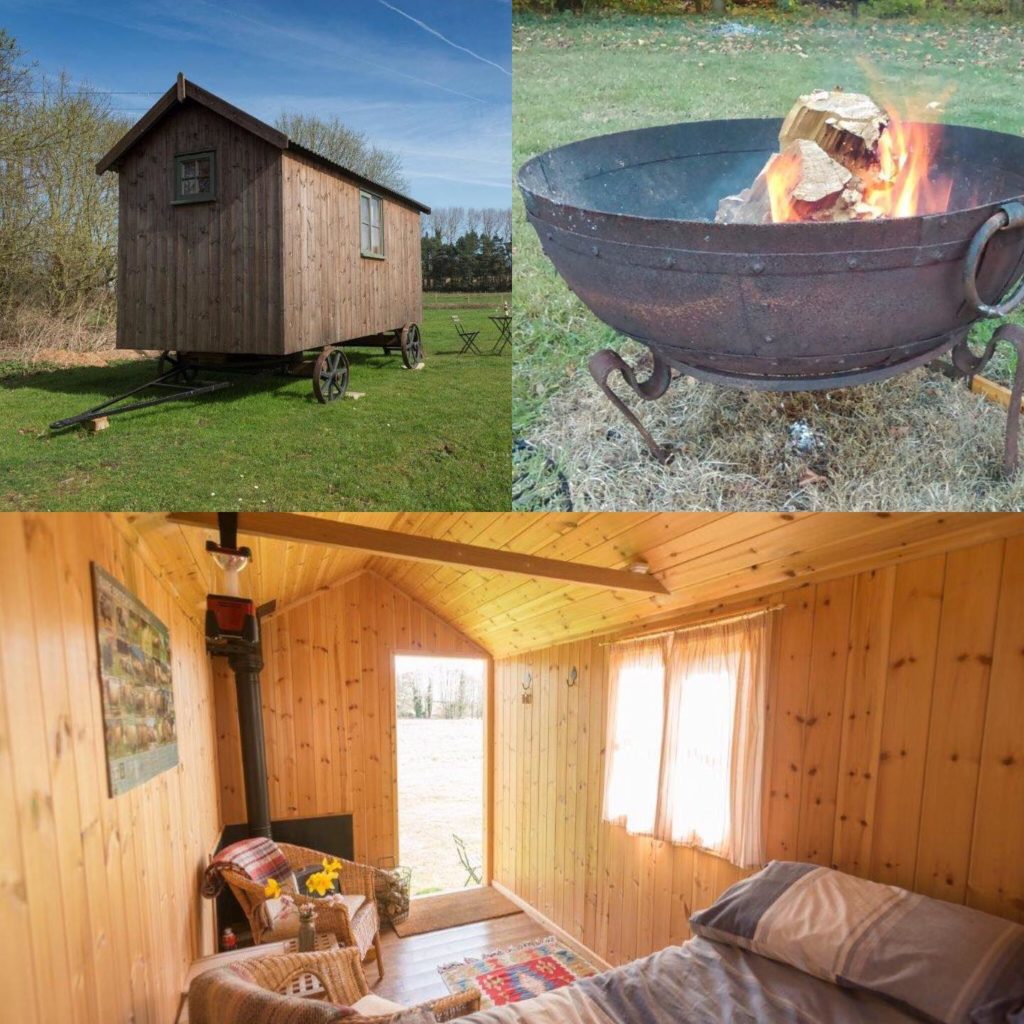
[518,118,1024,473]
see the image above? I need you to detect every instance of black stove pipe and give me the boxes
[226,642,272,839]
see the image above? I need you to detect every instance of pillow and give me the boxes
[689,861,1024,1024]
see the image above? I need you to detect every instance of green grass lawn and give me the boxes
[0,298,511,511]
[512,11,1024,510]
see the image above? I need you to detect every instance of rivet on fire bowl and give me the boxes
[664,255,676,269]
[591,244,600,256]
[847,256,860,269]
[751,260,765,274]
[764,334,775,345]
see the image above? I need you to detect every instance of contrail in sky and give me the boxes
[375,0,512,76]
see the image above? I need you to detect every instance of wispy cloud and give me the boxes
[374,0,511,76]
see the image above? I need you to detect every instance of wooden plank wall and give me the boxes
[492,535,1024,966]
[214,571,485,868]
[117,101,284,354]
[281,151,423,349]
[0,513,221,1024]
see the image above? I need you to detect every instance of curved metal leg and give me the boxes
[588,347,673,464]
[949,325,1024,476]
[994,324,1024,476]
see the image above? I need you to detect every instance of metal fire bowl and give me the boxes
[518,119,1024,389]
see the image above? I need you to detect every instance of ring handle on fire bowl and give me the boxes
[963,201,1024,318]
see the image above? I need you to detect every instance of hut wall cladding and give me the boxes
[212,571,486,868]
[492,535,1024,968]
[116,101,285,354]
[281,151,423,348]
[0,514,221,1024]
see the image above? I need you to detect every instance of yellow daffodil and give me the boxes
[305,870,333,897]
[263,878,281,899]
[322,856,341,879]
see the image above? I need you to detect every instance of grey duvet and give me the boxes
[459,937,921,1024]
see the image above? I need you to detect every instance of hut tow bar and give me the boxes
[48,362,233,431]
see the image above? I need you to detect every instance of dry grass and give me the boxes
[397,718,484,896]
[0,302,117,361]
[528,340,1024,510]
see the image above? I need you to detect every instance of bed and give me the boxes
[459,937,920,1024]
[456,862,1024,1024]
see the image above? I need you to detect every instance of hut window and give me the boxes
[173,151,216,204]
[602,610,773,868]
[360,191,384,257]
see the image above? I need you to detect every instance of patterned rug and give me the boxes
[438,936,599,1008]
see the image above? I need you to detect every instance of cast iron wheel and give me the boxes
[400,323,423,368]
[312,346,349,403]
[158,351,199,382]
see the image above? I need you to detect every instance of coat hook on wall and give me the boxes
[566,666,578,688]
[521,671,533,705]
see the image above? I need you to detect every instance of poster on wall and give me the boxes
[92,563,177,797]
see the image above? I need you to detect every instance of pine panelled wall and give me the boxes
[0,513,221,1024]
[492,535,1024,967]
[213,571,487,869]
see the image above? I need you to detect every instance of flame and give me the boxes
[764,147,804,224]
[863,110,953,219]
[763,106,953,223]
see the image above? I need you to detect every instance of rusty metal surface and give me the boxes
[519,119,1024,385]
[519,118,1024,473]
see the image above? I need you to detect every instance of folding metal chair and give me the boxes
[452,833,482,886]
[451,316,482,355]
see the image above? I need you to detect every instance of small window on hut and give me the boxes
[360,191,384,258]
[173,151,216,204]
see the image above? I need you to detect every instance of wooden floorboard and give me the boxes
[374,911,548,1006]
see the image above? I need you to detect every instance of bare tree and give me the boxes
[275,111,408,192]
[478,207,501,238]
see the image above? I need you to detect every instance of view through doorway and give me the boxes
[395,655,486,898]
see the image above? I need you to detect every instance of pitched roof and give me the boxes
[123,511,1024,658]
[96,73,430,215]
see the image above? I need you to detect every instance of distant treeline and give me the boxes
[514,0,1019,12]
[421,207,512,293]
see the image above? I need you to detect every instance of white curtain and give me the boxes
[602,612,773,869]
[602,637,667,836]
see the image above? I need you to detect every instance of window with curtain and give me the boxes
[602,611,773,869]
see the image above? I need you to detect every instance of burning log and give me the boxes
[779,89,889,175]
[716,139,870,224]
[716,88,890,224]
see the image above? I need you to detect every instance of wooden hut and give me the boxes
[96,74,430,387]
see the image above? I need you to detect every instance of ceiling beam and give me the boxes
[167,512,671,595]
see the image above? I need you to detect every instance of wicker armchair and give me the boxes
[221,842,384,977]
[188,947,481,1024]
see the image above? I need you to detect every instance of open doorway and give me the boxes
[395,655,486,898]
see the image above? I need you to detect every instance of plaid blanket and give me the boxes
[201,837,294,898]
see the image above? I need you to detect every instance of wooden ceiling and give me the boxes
[124,512,1024,657]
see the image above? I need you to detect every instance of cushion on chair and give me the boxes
[350,994,407,1015]
[261,896,302,939]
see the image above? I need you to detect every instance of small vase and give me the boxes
[298,906,316,952]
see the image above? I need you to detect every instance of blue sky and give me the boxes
[1,0,511,210]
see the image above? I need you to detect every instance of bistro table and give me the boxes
[489,314,512,354]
